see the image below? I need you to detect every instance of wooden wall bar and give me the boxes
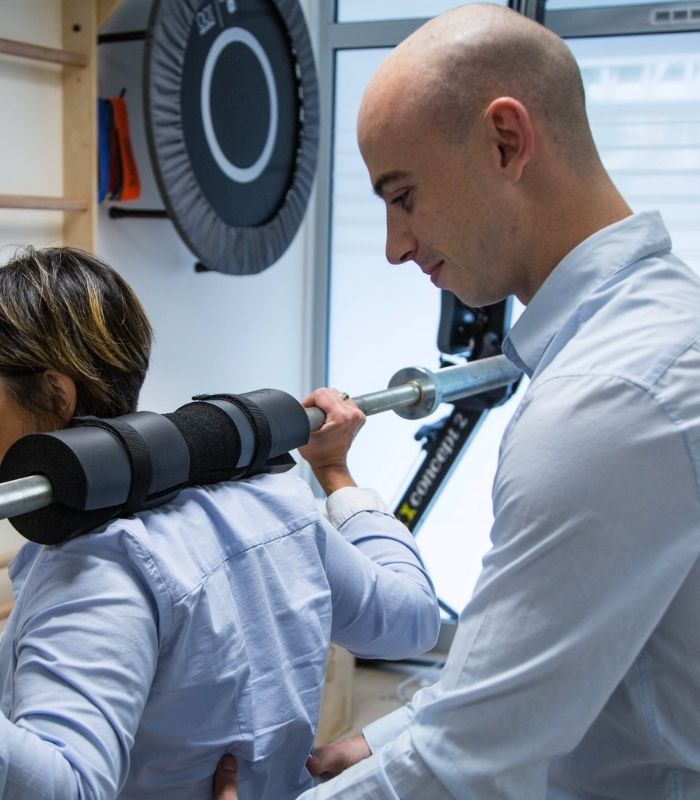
[62,0,98,252]
[0,36,86,67]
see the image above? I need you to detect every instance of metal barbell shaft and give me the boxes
[0,355,521,521]
[307,354,521,430]
[0,475,54,520]
[304,382,421,431]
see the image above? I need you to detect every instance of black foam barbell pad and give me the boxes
[0,389,311,545]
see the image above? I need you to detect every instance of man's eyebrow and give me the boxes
[373,170,411,198]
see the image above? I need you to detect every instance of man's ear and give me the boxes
[482,97,534,182]
[41,370,77,426]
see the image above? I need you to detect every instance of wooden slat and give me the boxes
[0,601,14,622]
[0,194,88,211]
[62,0,97,251]
[0,551,16,571]
[0,552,18,623]
[0,36,86,67]
[316,646,355,745]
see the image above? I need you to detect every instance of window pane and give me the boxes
[571,32,700,269]
[336,0,505,23]
[328,48,445,505]
[547,0,683,7]
[328,31,700,614]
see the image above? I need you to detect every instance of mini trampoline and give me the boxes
[144,0,319,275]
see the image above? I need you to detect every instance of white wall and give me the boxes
[0,0,319,554]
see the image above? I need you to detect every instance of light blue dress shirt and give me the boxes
[0,473,439,799]
[300,211,700,799]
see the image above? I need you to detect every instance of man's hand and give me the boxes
[299,388,366,495]
[306,734,372,779]
[213,754,238,800]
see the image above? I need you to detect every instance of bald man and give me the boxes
[215,3,700,797]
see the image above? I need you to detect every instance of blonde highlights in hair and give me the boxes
[0,247,152,419]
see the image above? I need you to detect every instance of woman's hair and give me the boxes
[0,246,153,421]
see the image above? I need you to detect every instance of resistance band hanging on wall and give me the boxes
[98,91,141,203]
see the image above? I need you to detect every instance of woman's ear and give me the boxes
[41,370,77,426]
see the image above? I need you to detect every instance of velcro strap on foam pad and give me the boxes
[72,416,152,516]
[193,394,272,478]
[164,401,242,485]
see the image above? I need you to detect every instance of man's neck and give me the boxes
[518,177,633,305]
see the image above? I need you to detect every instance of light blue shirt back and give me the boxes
[0,473,438,799]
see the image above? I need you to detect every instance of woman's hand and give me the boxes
[213,754,238,799]
[299,388,366,495]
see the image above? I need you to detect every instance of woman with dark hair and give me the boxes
[0,247,152,457]
[0,247,439,800]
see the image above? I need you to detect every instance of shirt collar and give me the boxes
[503,211,672,377]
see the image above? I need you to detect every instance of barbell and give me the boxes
[0,355,521,541]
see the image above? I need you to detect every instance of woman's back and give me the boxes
[0,472,438,799]
[127,473,333,798]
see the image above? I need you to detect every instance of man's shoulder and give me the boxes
[543,252,700,392]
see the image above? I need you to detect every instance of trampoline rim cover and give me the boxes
[144,0,319,275]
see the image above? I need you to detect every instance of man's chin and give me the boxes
[452,286,509,308]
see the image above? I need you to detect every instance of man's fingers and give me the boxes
[213,754,238,800]
[307,744,346,778]
[307,735,371,779]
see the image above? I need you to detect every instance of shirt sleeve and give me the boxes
[362,706,412,754]
[323,487,440,660]
[0,530,164,800]
[297,373,700,798]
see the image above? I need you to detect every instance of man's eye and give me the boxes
[391,192,411,210]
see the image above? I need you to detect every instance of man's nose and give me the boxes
[385,216,417,265]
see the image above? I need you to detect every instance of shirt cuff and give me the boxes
[325,487,391,529]
[297,727,449,799]
[363,706,413,754]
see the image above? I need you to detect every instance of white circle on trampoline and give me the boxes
[201,27,279,184]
